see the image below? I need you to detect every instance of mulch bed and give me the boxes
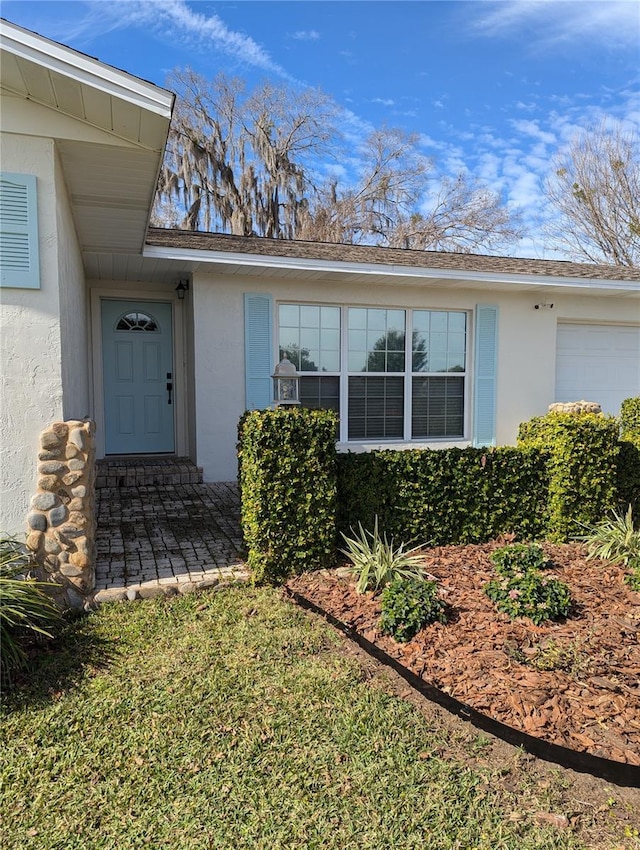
[287,542,640,766]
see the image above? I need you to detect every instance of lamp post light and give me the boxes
[272,356,300,407]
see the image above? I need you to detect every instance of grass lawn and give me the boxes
[1,585,638,850]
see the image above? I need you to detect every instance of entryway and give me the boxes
[101,299,175,454]
[94,457,247,597]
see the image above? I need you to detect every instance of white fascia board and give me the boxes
[0,20,174,117]
[143,244,640,293]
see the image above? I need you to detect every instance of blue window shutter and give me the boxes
[0,173,40,289]
[244,293,273,410]
[473,305,498,447]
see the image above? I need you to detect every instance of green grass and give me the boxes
[0,586,607,849]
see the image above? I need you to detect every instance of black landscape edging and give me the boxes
[285,588,640,788]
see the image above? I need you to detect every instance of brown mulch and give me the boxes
[286,542,640,766]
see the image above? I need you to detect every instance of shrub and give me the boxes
[518,412,619,541]
[380,577,446,642]
[0,536,61,679]
[337,446,549,546]
[575,504,640,591]
[237,408,338,584]
[340,518,426,594]
[484,543,571,625]
[490,542,547,577]
[621,396,640,443]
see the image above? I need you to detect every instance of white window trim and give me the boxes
[276,301,472,446]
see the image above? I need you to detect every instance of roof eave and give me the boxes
[142,244,640,293]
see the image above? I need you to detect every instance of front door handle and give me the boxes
[166,382,173,405]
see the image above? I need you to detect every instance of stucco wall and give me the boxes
[55,146,89,421]
[192,271,639,483]
[0,133,66,534]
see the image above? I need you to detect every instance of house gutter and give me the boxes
[143,244,640,294]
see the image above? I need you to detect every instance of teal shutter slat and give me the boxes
[0,173,40,289]
[244,293,273,410]
[473,305,498,447]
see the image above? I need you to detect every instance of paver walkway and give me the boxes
[94,459,248,600]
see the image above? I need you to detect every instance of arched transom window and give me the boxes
[115,311,159,332]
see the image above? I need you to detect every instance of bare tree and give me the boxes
[155,71,521,253]
[156,69,337,236]
[297,127,431,243]
[387,174,522,253]
[544,122,640,266]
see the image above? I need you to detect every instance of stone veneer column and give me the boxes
[26,420,96,609]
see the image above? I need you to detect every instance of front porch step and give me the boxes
[96,457,204,489]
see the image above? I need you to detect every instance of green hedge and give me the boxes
[621,396,640,442]
[517,412,619,541]
[336,447,550,546]
[237,408,338,584]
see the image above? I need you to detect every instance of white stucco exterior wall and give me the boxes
[191,271,639,483]
[0,133,66,534]
[55,146,89,420]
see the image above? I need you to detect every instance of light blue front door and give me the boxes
[101,300,175,454]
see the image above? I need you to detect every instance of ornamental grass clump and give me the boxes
[483,543,571,626]
[340,517,427,594]
[380,577,447,643]
[576,504,640,591]
[0,536,61,680]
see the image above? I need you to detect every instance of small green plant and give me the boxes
[575,504,640,590]
[484,543,571,625]
[340,517,426,594]
[490,542,547,576]
[380,577,446,642]
[0,536,61,679]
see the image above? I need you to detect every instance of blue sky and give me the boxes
[3,0,639,258]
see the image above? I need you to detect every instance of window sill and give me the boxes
[336,440,471,453]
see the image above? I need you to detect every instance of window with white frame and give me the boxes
[278,304,341,412]
[278,303,467,440]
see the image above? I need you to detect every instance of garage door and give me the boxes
[555,323,640,416]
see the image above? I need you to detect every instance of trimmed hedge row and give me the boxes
[238,405,640,584]
[517,412,620,541]
[237,408,338,584]
[621,397,640,443]
[336,447,549,546]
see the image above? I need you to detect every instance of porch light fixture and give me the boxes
[272,356,300,407]
[175,279,189,300]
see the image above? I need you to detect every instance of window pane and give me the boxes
[349,308,367,329]
[279,304,299,326]
[300,327,320,350]
[300,305,320,327]
[279,303,341,375]
[412,311,467,375]
[348,376,404,439]
[349,308,406,374]
[321,306,340,329]
[300,376,340,413]
[320,350,340,372]
[320,328,340,351]
[412,376,464,438]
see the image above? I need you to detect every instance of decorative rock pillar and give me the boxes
[26,420,97,609]
[548,401,602,415]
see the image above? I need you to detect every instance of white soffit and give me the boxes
[142,245,640,296]
[0,19,174,150]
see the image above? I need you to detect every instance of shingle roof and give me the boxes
[146,228,640,282]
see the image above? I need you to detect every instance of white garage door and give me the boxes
[555,323,640,416]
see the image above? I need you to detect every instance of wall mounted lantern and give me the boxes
[175,279,189,300]
[272,356,300,407]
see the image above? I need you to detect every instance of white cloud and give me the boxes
[509,119,557,146]
[66,0,291,77]
[371,97,395,107]
[472,0,640,50]
[290,30,320,41]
